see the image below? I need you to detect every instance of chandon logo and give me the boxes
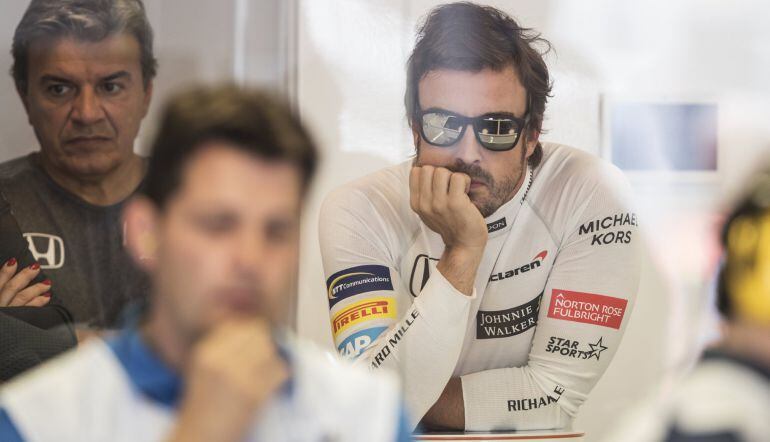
[489,250,547,282]
[486,217,507,233]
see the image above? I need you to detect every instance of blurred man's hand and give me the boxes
[168,319,289,442]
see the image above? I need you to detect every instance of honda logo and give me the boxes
[23,233,65,269]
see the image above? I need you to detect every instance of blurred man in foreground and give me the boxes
[0,85,411,441]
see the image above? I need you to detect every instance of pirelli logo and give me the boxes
[331,298,396,338]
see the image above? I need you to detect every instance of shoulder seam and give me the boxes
[524,199,560,246]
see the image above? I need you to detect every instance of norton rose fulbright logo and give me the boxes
[547,289,627,329]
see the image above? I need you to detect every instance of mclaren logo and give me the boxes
[490,250,547,282]
[23,233,65,269]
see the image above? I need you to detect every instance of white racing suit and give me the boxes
[319,142,642,430]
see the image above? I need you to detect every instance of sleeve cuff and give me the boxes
[413,269,475,328]
[461,368,513,430]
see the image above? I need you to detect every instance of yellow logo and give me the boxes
[331,298,396,338]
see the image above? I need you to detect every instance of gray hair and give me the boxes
[11,0,157,94]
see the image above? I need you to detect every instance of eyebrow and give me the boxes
[38,70,132,85]
[423,107,522,118]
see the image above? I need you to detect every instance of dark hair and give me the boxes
[405,2,552,167]
[140,84,318,209]
[11,0,157,94]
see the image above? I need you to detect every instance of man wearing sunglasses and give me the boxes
[320,2,641,432]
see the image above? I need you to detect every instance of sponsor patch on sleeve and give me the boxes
[327,264,393,309]
[337,326,387,359]
[547,289,627,329]
[331,298,396,339]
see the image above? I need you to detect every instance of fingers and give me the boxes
[23,293,52,307]
[409,167,420,212]
[431,167,451,209]
[0,258,18,298]
[448,172,471,202]
[10,279,52,307]
[0,262,41,306]
[419,165,435,214]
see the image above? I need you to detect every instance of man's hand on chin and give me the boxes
[410,166,488,296]
[167,318,288,442]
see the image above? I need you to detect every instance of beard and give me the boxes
[447,160,522,217]
[414,135,529,218]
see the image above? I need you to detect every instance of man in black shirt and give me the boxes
[0,0,157,328]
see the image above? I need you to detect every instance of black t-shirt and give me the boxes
[0,153,149,328]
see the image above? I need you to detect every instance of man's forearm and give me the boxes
[420,377,465,430]
[436,246,483,296]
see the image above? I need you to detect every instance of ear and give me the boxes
[141,79,153,118]
[524,128,540,159]
[16,85,32,124]
[122,196,160,272]
[411,122,421,151]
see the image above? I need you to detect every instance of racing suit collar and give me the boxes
[483,165,532,237]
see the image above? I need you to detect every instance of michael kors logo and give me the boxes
[23,233,65,269]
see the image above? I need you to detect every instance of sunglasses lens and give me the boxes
[477,117,520,150]
[422,112,463,146]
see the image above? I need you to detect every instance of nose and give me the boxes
[233,231,266,279]
[71,87,105,125]
[453,123,483,164]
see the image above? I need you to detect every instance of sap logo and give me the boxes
[331,298,396,338]
[409,254,439,297]
[326,264,393,309]
[23,233,65,269]
[489,250,547,282]
[337,327,387,359]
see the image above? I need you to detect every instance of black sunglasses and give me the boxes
[418,107,529,151]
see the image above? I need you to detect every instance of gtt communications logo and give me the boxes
[23,233,65,269]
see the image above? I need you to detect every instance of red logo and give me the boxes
[547,289,627,329]
[533,250,547,261]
